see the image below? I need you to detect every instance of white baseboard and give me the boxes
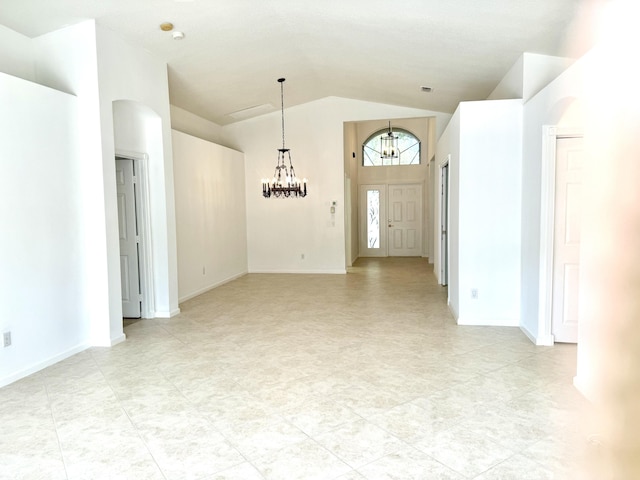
[248,269,347,274]
[178,272,248,303]
[0,342,90,388]
[155,308,181,318]
[457,317,519,327]
[110,333,126,346]
[448,303,459,322]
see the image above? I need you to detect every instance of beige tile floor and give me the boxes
[0,257,597,479]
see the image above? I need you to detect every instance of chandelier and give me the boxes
[262,78,307,198]
[380,121,398,160]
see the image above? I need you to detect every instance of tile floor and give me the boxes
[0,258,598,479]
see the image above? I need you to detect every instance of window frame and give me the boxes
[362,127,421,167]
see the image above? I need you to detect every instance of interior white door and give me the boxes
[551,136,583,343]
[116,159,141,318]
[359,184,387,257]
[440,164,449,285]
[388,184,422,257]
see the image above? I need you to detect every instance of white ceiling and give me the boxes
[0,0,594,125]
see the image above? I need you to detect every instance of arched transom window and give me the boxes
[362,128,421,166]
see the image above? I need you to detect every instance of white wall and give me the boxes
[95,23,180,322]
[32,21,113,345]
[488,53,575,103]
[487,55,524,100]
[458,100,522,326]
[172,130,248,301]
[0,73,88,387]
[520,57,585,342]
[437,100,522,326]
[223,96,450,273]
[170,105,224,145]
[0,25,35,81]
[31,20,180,345]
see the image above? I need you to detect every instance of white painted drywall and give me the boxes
[487,55,524,100]
[488,53,576,103]
[519,57,585,342]
[95,23,180,322]
[522,53,576,102]
[0,72,88,387]
[222,96,450,273]
[0,25,35,81]
[437,100,522,326]
[457,100,522,326]
[31,20,180,344]
[170,105,224,145]
[32,21,113,345]
[172,130,248,301]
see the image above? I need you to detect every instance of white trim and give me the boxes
[155,308,181,318]
[248,269,347,274]
[537,126,583,345]
[0,343,90,388]
[178,272,248,303]
[573,374,593,401]
[448,302,459,323]
[458,317,519,327]
[437,156,450,286]
[115,150,155,319]
[110,333,126,346]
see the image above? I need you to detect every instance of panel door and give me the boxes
[387,184,423,257]
[116,159,141,318]
[551,136,583,343]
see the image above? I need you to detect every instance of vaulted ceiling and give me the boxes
[0,0,595,125]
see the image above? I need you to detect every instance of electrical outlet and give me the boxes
[471,288,478,299]
[301,253,305,260]
[3,331,11,347]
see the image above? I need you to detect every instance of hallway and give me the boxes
[0,258,593,479]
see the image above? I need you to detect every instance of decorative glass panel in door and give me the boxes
[359,185,387,257]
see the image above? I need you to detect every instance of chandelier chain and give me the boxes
[280,79,286,150]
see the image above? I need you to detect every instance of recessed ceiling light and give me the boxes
[172,31,185,40]
[421,86,433,92]
[160,22,174,32]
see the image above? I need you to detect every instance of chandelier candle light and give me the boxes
[262,78,307,198]
[380,121,399,160]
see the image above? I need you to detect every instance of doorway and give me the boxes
[116,158,141,318]
[539,127,583,344]
[551,136,583,343]
[115,153,154,319]
[359,183,423,257]
[440,162,449,286]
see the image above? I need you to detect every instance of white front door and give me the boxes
[116,159,141,318]
[388,184,422,256]
[551,136,583,343]
[359,184,387,257]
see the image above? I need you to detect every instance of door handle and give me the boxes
[388,224,393,227]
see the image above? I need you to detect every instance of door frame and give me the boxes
[537,126,583,345]
[435,156,450,286]
[115,150,155,319]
